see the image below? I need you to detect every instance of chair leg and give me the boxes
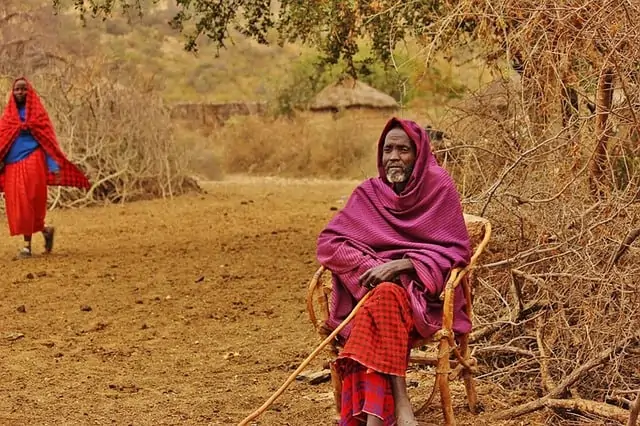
[462,372,479,414]
[437,337,456,426]
[330,360,342,414]
[458,334,479,414]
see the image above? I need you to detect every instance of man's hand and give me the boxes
[359,259,414,290]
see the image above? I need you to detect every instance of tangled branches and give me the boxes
[433,0,640,198]
[420,8,640,422]
[435,65,640,424]
[429,10,640,420]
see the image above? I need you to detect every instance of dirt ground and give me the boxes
[0,177,541,426]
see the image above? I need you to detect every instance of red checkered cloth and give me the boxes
[0,77,90,192]
[4,148,47,236]
[338,359,395,426]
[339,283,414,376]
[336,283,415,425]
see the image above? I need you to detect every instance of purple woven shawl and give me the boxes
[316,117,471,339]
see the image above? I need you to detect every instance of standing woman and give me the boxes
[0,77,90,258]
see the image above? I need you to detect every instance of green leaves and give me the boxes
[53,0,146,22]
[53,0,457,67]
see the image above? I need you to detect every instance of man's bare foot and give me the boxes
[396,405,419,426]
[396,418,419,426]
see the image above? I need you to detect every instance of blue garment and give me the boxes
[4,106,59,173]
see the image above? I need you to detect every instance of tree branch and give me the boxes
[491,330,640,421]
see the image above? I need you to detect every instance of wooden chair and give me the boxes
[306,214,492,426]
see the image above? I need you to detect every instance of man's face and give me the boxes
[13,80,28,105]
[382,127,416,184]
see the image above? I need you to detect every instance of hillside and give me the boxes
[56,8,305,103]
[48,1,492,107]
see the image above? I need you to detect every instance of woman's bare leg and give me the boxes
[43,225,55,253]
[390,375,418,425]
[16,234,33,258]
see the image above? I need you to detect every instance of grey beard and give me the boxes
[386,166,413,184]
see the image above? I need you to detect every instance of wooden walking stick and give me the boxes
[237,292,372,426]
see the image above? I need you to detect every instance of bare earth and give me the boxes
[0,178,539,425]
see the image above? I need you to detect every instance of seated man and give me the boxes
[316,118,471,426]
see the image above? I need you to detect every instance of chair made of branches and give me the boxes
[306,214,492,426]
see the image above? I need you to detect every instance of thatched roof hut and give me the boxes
[310,78,399,112]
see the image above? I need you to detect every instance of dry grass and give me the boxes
[201,110,443,179]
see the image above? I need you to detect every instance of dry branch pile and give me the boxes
[443,80,640,426]
[0,61,200,209]
[425,2,640,423]
[45,63,199,207]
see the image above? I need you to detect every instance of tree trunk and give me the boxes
[589,66,614,197]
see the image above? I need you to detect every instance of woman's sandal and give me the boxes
[15,247,32,260]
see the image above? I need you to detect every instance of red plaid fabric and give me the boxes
[0,77,90,192]
[336,283,415,425]
[339,282,414,376]
[338,359,395,425]
[4,148,47,236]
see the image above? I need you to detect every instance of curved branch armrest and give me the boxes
[306,265,327,333]
[440,220,492,301]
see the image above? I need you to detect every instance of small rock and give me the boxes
[195,276,205,283]
[135,299,144,305]
[91,322,109,332]
[296,369,331,385]
[165,295,171,301]
[5,332,25,341]
[223,352,240,360]
[141,323,149,330]
[16,305,26,313]
[80,305,92,312]
[330,206,338,211]
[26,273,35,279]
